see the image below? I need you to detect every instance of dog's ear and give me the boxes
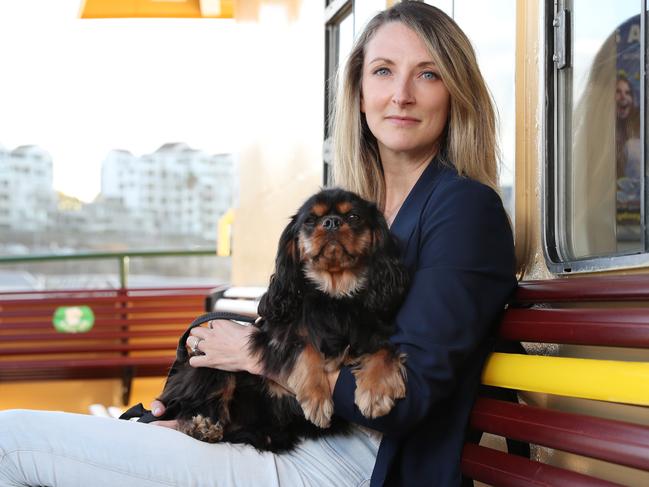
[363,218,409,314]
[257,214,304,322]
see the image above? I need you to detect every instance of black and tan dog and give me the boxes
[156,188,409,452]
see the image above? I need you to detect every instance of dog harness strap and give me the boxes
[118,311,257,424]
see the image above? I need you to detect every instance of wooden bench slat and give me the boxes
[0,316,197,330]
[0,356,174,369]
[471,398,649,471]
[0,304,204,319]
[0,294,206,307]
[0,286,219,297]
[0,341,178,356]
[482,353,649,406]
[515,276,649,303]
[0,330,184,342]
[461,443,621,486]
[501,308,649,348]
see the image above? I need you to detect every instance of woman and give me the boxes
[0,3,515,486]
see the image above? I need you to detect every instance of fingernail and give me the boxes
[153,407,161,416]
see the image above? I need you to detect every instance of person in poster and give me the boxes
[615,16,642,243]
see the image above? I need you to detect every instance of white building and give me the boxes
[102,143,234,239]
[0,145,56,232]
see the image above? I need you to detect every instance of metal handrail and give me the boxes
[0,249,218,289]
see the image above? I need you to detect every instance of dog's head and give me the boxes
[258,188,408,322]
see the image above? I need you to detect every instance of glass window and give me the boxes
[0,0,238,289]
[324,0,353,185]
[338,12,354,70]
[423,0,454,17]
[354,0,385,35]
[549,0,645,271]
[420,1,516,216]
[452,0,516,217]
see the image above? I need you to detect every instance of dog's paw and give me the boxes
[299,395,334,428]
[353,350,406,419]
[179,415,224,443]
[286,344,334,428]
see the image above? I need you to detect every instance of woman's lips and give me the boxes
[385,115,420,126]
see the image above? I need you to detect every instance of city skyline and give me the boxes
[0,140,233,204]
[0,142,235,247]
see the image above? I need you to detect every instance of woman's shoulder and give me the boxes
[415,167,515,268]
[426,167,506,217]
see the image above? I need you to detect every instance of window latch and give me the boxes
[553,9,570,70]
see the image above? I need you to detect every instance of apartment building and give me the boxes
[0,145,56,232]
[102,143,234,239]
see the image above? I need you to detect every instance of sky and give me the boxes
[452,0,516,187]
[0,0,598,202]
[0,0,242,201]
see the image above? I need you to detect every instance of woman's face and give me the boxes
[615,78,633,120]
[361,22,450,163]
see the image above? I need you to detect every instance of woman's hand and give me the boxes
[149,320,262,430]
[186,320,262,375]
[150,399,178,430]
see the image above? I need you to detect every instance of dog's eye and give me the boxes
[347,213,360,223]
[304,216,317,227]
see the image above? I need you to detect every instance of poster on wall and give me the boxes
[615,14,641,243]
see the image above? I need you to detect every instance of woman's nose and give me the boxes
[392,77,415,106]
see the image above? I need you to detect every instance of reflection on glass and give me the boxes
[338,13,354,70]
[568,1,641,259]
[614,20,641,247]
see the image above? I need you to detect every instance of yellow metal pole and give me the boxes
[482,352,649,406]
[217,208,235,257]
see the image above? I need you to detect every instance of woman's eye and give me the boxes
[373,67,391,76]
[421,71,439,80]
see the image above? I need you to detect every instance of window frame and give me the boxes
[545,0,649,274]
[323,0,353,186]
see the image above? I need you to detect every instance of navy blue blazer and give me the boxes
[332,158,517,486]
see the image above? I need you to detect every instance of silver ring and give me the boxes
[189,337,203,354]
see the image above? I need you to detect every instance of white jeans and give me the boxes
[0,410,378,487]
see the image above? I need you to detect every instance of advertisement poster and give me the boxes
[615,14,641,242]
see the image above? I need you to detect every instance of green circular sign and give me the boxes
[53,306,95,333]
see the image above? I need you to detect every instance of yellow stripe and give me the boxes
[217,208,234,257]
[481,353,649,406]
[79,0,234,19]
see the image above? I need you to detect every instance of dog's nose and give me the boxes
[321,215,342,231]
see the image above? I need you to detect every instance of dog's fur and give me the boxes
[157,188,409,452]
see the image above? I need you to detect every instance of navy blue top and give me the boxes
[332,158,517,486]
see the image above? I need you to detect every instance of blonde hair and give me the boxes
[571,34,618,257]
[330,1,499,207]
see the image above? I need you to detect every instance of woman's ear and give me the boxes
[257,214,304,322]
